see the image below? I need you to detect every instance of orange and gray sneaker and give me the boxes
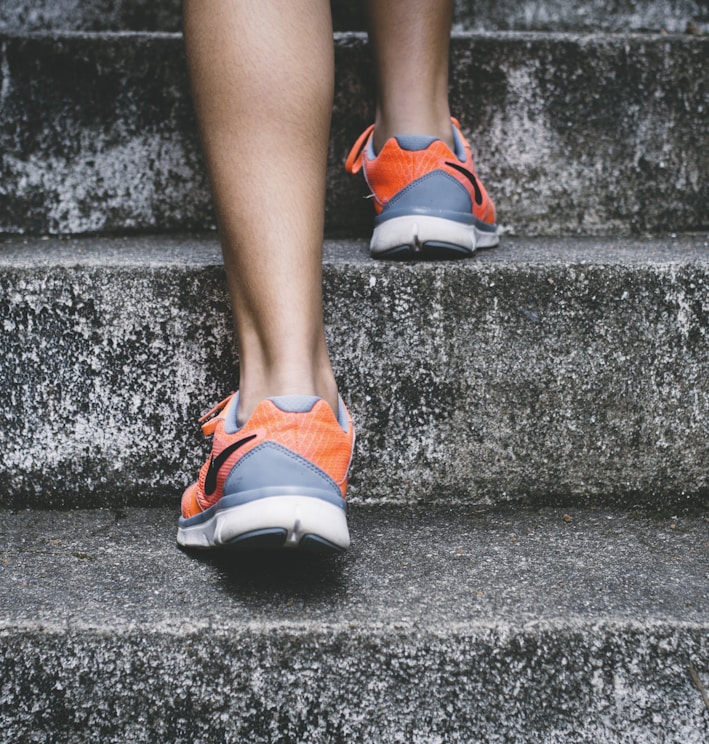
[345,117,499,259]
[177,393,355,553]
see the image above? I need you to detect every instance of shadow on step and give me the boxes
[178,545,350,601]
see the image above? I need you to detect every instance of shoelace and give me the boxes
[344,124,375,175]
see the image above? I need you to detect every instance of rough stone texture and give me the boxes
[0,235,707,509]
[0,237,236,508]
[1,506,708,742]
[0,33,707,237]
[0,0,706,32]
[0,0,183,32]
[452,0,709,32]
[0,34,211,235]
[449,33,709,237]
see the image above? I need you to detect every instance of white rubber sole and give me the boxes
[177,495,350,552]
[370,214,499,257]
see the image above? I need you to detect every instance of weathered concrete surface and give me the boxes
[1,506,707,742]
[0,0,183,32]
[0,235,707,508]
[1,0,706,33]
[0,33,707,236]
[0,33,211,235]
[451,0,709,32]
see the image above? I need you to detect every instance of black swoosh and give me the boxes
[204,434,258,496]
[445,161,483,205]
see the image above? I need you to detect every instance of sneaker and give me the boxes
[345,118,499,259]
[177,393,355,553]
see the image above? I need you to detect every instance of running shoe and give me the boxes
[345,118,499,259]
[177,393,355,553]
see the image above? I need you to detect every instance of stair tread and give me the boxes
[2,505,707,630]
[2,233,708,267]
[3,504,708,741]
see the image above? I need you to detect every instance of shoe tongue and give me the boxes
[268,395,320,413]
[394,135,439,151]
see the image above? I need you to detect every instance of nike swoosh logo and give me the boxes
[444,161,483,205]
[204,434,258,496]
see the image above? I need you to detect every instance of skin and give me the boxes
[183,0,455,423]
[366,0,455,152]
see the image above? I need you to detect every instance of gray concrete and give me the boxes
[0,0,706,32]
[452,0,709,32]
[1,506,707,742]
[0,33,707,236]
[0,0,182,32]
[1,235,707,509]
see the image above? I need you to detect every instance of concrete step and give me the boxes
[0,32,706,237]
[1,234,707,509]
[1,0,707,33]
[1,505,707,742]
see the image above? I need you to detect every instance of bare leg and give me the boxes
[183,0,337,423]
[365,0,455,151]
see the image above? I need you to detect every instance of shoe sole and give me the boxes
[370,214,499,260]
[176,495,350,553]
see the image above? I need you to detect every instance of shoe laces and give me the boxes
[345,124,374,174]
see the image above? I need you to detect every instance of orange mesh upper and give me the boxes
[181,396,354,518]
[345,119,496,226]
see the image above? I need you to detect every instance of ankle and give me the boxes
[373,112,454,152]
[236,366,339,425]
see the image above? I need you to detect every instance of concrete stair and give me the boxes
[0,2,708,741]
[1,506,708,742]
[1,0,708,33]
[1,234,708,510]
[1,32,707,236]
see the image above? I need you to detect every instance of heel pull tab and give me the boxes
[199,393,235,436]
[345,124,374,174]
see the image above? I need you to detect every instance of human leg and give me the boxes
[179,0,354,552]
[365,0,455,152]
[183,0,337,424]
[346,0,499,258]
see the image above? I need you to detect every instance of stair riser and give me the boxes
[1,238,707,508]
[0,34,707,236]
[1,0,707,33]
[1,626,707,743]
